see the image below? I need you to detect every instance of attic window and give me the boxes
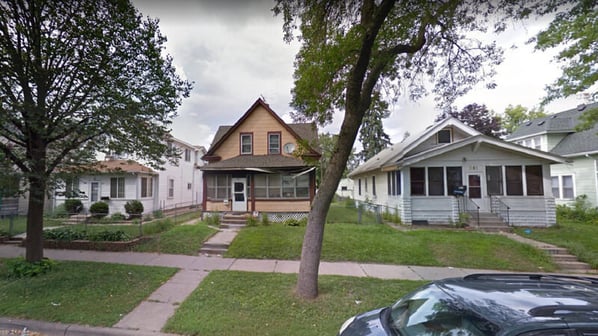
[525,122,532,126]
[437,129,451,144]
[537,120,545,126]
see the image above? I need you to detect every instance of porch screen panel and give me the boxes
[282,175,295,197]
[296,174,309,198]
[428,167,444,196]
[410,167,425,196]
[486,166,503,195]
[525,165,544,196]
[254,175,267,198]
[505,166,523,196]
[446,167,462,195]
[268,174,281,198]
[207,175,230,200]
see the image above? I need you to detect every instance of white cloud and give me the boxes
[134,1,585,147]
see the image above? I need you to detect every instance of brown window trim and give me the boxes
[240,132,253,155]
[268,131,281,155]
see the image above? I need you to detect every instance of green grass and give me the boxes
[0,260,177,326]
[227,223,556,272]
[0,216,27,235]
[165,271,425,336]
[514,219,598,269]
[326,202,378,223]
[133,222,218,255]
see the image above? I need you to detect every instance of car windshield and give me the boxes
[388,285,497,336]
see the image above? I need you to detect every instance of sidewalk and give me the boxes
[0,244,487,336]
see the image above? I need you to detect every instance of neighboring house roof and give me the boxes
[79,159,156,175]
[204,98,320,158]
[506,102,598,157]
[348,117,479,177]
[349,117,566,177]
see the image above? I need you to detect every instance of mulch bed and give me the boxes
[12,237,151,252]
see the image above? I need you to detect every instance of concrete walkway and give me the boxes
[0,244,494,336]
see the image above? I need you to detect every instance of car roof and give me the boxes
[434,274,598,333]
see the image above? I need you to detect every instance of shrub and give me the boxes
[261,213,270,226]
[110,212,126,221]
[557,195,598,222]
[89,230,131,242]
[43,227,86,241]
[125,200,144,218]
[89,201,109,218]
[205,213,220,226]
[152,209,164,219]
[284,217,307,227]
[6,257,57,278]
[246,216,258,227]
[64,199,84,214]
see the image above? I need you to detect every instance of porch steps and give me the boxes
[499,232,594,274]
[538,245,592,273]
[199,213,247,256]
[470,212,511,232]
[219,213,248,230]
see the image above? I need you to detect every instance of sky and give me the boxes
[134,1,586,149]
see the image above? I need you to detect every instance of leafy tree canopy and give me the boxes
[0,0,192,261]
[435,103,501,137]
[533,0,598,104]
[501,104,547,134]
[274,0,547,299]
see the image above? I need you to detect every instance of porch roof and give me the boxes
[200,155,309,171]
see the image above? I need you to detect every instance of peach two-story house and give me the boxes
[200,98,320,217]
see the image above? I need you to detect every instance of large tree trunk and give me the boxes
[26,174,46,262]
[296,105,366,299]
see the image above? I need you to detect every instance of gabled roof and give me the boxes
[507,102,598,140]
[204,98,320,157]
[393,134,566,169]
[506,102,598,157]
[74,159,156,175]
[348,117,480,177]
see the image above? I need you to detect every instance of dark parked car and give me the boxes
[339,273,598,336]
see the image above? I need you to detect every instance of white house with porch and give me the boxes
[348,117,567,227]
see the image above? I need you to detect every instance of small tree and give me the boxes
[124,200,144,218]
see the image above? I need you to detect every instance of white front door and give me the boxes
[231,178,247,212]
[467,173,490,211]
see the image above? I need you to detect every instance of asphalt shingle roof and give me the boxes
[200,155,307,170]
[507,102,598,156]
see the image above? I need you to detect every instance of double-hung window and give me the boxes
[268,132,281,154]
[240,133,252,155]
[552,175,574,199]
[110,177,125,198]
[141,177,153,198]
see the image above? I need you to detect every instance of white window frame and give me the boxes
[110,177,125,199]
[437,129,452,144]
[168,178,175,198]
[551,174,575,200]
[240,133,252,155]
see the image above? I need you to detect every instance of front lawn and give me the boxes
[0,260,177,326]
[514,219,598,269]
[226,223,556,272]
[133,222,218,255]
[165,270,425,336]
